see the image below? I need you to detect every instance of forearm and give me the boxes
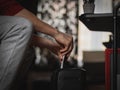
[15,9,59,37]
[31,34,54,49]
[32,34,62,60]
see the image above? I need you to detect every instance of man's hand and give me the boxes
[32,35,63,61]
[53,31,73,58]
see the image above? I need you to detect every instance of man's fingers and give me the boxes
[60,45,69,55]
[60,42,73,57]
[66,42,73,57]
[58,52,64,61]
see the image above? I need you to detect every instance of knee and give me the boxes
[8,17,33,41]
[16,17,33,36]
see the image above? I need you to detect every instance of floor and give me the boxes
[30,83,105,90]
[87,84,105,90]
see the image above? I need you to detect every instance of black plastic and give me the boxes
[79,13,120,32]
[51,57,86,90]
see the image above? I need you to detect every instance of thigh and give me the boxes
[0,16,33,90]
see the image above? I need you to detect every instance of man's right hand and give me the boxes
[53,31,73,59]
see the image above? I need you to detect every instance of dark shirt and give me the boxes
[0,0,23,15]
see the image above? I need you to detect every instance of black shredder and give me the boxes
[51,56,86,90]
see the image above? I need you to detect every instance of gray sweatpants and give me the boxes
[0,16,34,90]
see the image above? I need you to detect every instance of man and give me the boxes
[0,0,73,90]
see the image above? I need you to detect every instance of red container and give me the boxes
[105,49,120,90]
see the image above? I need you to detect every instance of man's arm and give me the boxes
[15,9,58,37]
[15,8,73,58]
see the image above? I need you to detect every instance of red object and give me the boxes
[0,0,23,15]
[105,48,120,90]
[105,49,111,90]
